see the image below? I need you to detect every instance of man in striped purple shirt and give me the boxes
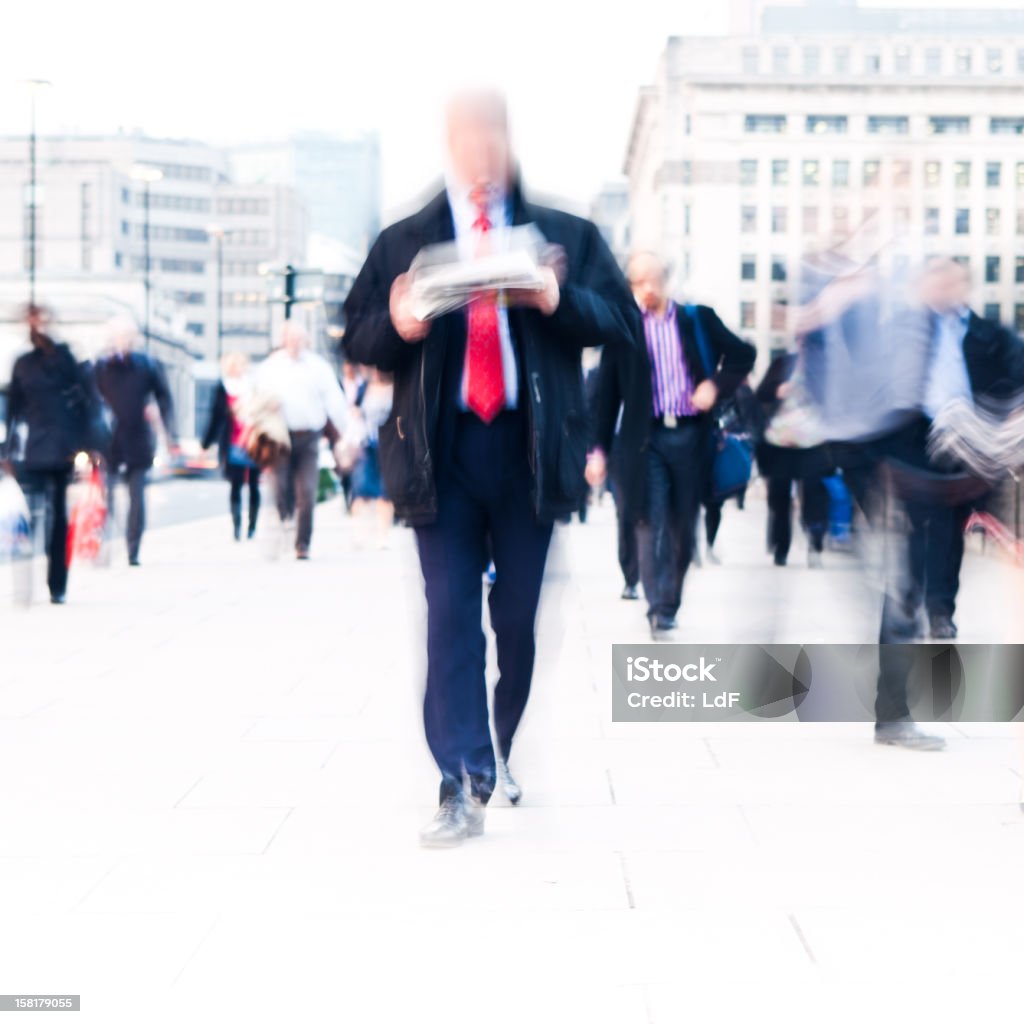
[589,252,755,638]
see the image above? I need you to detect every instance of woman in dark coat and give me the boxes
[202,352,261,541]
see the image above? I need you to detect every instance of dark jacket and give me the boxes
[4,337,103,470]
[593,303,756,521]
[201,381,235,474]
[342,183,637,525]
[94,352,176,470]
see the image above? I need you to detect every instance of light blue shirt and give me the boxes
[923,306,971,419]
[445,179,519,410]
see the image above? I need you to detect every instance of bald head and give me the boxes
[281,321,309,358]
[445,88,513,193]
[627,251,670,314]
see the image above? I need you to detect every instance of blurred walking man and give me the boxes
[344,90,636,847]
[95,317,177,567]
[256,322,348,560]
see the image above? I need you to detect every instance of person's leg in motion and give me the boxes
[767,475,793,565]
[293,433,319,557]
[125,465,146,565]
[637,433,675,631]
[247,467,261,538]
[228,464,244,541]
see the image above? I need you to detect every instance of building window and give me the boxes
[987,48,1004,74]
[867,115,909,135]
[1016,305,1024,333]
[741,255,756,281]
[681,161,692,186]
[802,206,819,235]
[864,49,881,74]
[991,117,1024,135]
[833,207,850,233]
[741,206,757,233]
[739,159,758,186]
[955,208,970,234]
[683,204,691,234]
[984,303,1001,322]
[742,46,759,74]
[1018,210,1024,235]
[1017,256,1024,283]
[771,257,787,282]
[930,116,970,135]
[832,160,850,187]
[893,161,911,187]
[955,47,972,74]
[986,162,1002,187]
[771,300,788,332]
[863,160,881,187]
[772,46,790,74]
[806,114,847,135]
[803,47,820,75]
[771,206,788,233]
[924,208,940,235]
[987,208,1001,235]
[894,46,911,74]
[1018,163,1024,188]
[924,161,941,187]
[954,161,971,188]
[834,47,850,74]
[894,207,911,230]
[740,301,756,329]
[925,47,942,74]
[772,159,789,186]
[745,114,787,134]
[986,256,1001,283]
[802,160,820,186]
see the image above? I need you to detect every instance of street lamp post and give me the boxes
[130,164,164,355]
[206,224,225,363]
[20,79,52,306]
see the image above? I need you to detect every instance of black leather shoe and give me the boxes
[874,721,946,751]
[648,613,677,640]
[50,593,66,605]
[929,615,957,640]
[621,584,639,600]
[128,557,140,567]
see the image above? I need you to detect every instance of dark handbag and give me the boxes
[685,304,754,501]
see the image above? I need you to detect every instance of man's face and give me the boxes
[282,327,305,358]
[446,100,511,192]
[26,310,45,335]
[629,256,667,313]
[921,262,969,313]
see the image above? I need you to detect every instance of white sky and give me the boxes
[3,0,1021,220]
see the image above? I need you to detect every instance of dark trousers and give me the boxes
[19,467,71,599]
[273,430,320,552]
[107,465,147,562]
[704,500,722,547]
[609,451,638,588]
[906,500,970,620]
[227,463,261,533]
[766,476,829,561]
[636,420,703,621]
[414,411,553,805]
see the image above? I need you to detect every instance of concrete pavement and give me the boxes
[2,484,1023,1023]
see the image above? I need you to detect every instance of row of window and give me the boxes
[740,44,1024,78]
[738,204,1024,236]
[128,257,206,274]
[744,114,1024,137]
[222,229,270,246]
[739,253,1024,285]
[120,223,211,243]
[151,163,213,183]
[128,192,212,214]
[216,198,271,216]
[736,158,1024,189]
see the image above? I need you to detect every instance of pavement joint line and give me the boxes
[172,777,205,809]
[260,807,297,855]
[616,851,636,910]
[170,912,224,988]
[737,805,759,845]
[702,737,721,769]
[70,860,122,913]
[605,769,617,806]
[788,912,818,965]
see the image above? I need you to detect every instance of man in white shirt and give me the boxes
[257,322,348,559]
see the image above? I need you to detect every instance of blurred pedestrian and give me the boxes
[94,316,177,567]
[256,322,348,560]
[344,89,637,846]
[202,351,261,541]
[590,251,755,639]
[2,305,104,603]
[349,368,394,548]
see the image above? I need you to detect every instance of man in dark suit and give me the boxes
[94,317,177,567]
[343,91,636,847]
[874,257,1024,748]
[589,252,755,638]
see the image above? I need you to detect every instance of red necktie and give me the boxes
[464,186,506,423]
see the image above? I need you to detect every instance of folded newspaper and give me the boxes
[408,224,548,321]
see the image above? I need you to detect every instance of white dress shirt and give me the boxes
[445,178,519,410]
[256,348,349,433]
[923,306,972,419]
